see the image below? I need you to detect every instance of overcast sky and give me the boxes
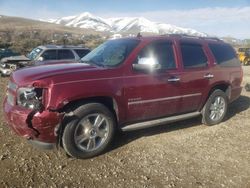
[0,0,250,39]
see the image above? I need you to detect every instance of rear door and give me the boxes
[124,40,182,122]
[177,41,211,113]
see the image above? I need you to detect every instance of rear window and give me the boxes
[181,43,208,68]
[209,43,240,67]
[74,49,90,58]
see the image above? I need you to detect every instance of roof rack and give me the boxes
[200,36,222,42]
[41,44,87,49]
[161,34,222,42]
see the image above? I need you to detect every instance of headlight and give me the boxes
[17,87,43,110]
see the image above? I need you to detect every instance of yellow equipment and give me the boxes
[237,48,250,66]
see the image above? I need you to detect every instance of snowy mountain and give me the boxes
[49,12,207,36]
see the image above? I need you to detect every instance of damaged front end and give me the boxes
[0,62,17,76]
[0,56,31,76]
[3,80,64,149]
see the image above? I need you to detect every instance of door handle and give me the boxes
[168,77,180,82]
[204,73,214,79]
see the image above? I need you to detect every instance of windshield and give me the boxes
[81,39,140,67]
[27,47,43,60]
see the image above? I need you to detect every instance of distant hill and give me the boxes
[0,15,100,35]
[0,15,106,53]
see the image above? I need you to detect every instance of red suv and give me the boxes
[3,35,243,158]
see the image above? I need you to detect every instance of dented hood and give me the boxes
[1,55,30,63]
[12,63,104,86]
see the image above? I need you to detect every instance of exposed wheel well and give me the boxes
[60,96,118,120]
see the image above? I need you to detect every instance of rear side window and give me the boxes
[58,50,75,60]
[74,49,90,58]
[208,43,240,67]
[41,50,57,60]
[181,43,208,68]
[137,41,176,69]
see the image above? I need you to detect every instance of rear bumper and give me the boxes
[3,97,63,144]
[230,86,243,103]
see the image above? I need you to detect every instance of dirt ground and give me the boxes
[0,67,250,188]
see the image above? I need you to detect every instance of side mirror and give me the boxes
[133,57,161,72]
[37,56,44,61]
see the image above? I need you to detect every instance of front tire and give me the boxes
[202,90,228,126]
[62,103,116,159]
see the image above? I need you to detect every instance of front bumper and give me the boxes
[3,97,63,146]
[0,67,12,76]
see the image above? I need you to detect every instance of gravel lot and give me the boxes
[0,67,250,188]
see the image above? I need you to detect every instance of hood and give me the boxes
[1,55,30,63]
[12,63,103,86]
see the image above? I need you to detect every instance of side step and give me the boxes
[121,112,201,131]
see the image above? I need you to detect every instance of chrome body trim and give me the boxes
[128,93,202,105]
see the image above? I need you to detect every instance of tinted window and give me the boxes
[74,49,90,58]
[137,41,176,69]
[209,43,240,66]
[41,50,57,60]
[58,50,75,60]
[181,43,208,68]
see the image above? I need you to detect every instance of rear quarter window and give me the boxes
[208,43,240,67]
[180,43,208,68]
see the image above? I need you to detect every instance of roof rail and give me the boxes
[161,34,222,42]
[200,36,222,42]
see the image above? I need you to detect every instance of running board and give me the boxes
[121,112,201,131]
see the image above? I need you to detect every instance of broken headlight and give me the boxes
[17,87,43,110]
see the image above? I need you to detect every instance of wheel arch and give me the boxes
[59,96,120,122]
[200,82,231,111]
[56,96,120,148]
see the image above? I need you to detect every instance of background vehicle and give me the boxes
[3,35,242,159]
[0,45,90,76]
[0,48,20,60]
[237,47,250,66]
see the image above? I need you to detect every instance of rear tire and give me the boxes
[62,103,116,159]
[202,90,228,126]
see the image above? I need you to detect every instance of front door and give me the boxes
[123,40,182,122]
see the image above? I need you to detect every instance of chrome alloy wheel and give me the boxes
[209,96,226,121]
[74,114,109,152]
